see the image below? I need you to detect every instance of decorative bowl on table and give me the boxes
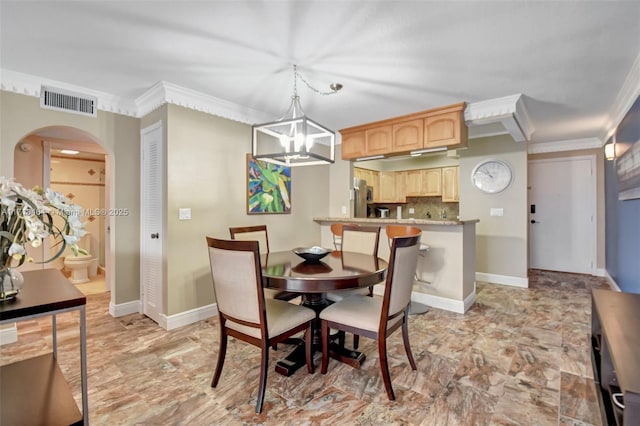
[292,246,332,262]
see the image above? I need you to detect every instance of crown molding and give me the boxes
[465,94,534,142]
[135,81,271,124]
[602,52,640,142]
[0,69,138,116]
[527,137,602,154]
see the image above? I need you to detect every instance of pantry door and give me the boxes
[140,121,164,324]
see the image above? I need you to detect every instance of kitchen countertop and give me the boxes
[313,217,479,226]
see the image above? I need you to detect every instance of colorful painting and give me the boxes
[247,154,291,214]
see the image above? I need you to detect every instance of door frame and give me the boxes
[528,155,597,275]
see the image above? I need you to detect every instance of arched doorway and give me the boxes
[13,126,113,295]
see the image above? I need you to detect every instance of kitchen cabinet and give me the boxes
[392,119,423,152]
[379,172,403,203]
[341,131,366,160]
[424,110,467,149]
[405,168,442,197]
[442,166,459,202]
[340,102,467,160]
[365,125,393,156]
[354,167,380,202]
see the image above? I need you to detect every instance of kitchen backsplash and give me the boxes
[370,197,459,220]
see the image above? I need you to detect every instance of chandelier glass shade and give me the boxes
[252,65,338,167]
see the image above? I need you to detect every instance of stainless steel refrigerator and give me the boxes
[353,178,368,218]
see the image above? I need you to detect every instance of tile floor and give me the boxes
[0,269,609,425]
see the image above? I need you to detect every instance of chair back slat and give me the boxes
[229,225,270,254]
[384,234,421,318]
[341,225,380,256]
[207,238,263,325]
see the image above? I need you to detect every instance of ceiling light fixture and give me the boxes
[409,147,447,157]
[252,65,342,167]
[60,149,80,155]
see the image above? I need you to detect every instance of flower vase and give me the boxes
[0,268,24,301]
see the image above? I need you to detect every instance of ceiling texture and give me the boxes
[1,1,639,151]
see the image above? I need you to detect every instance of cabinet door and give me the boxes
[394,171,406,202]
[424,111,465,148]
[370,170,380,202]
[442,166,459,202]
[365,125,392,156]
[392,119,423,152]
[423,168,442,196]
[341,131,366,159]
[404,170,424,197]
[379,172,397,202]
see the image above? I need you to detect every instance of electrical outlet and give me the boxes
[408,208,415,214]
[341,206,347,214]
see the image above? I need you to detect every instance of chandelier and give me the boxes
[252,65,342,166]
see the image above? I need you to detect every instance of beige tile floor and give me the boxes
[0,269,609,425]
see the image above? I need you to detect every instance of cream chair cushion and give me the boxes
[226,298,316,339]
[320,295,403,332]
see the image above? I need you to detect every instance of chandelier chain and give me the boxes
[293,64,340,96]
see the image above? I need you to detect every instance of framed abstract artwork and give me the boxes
[246,154,291,214]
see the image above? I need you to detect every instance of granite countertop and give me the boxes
[313,217,479,226]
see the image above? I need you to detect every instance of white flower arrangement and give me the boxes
[0,177,87,271]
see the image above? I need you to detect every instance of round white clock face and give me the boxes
[471,160,513,194]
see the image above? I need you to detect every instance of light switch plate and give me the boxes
[341,206,347,214]
[409,208,415,214]
[179,208,191,220]
[490,208,504,217]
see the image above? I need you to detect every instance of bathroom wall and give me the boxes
[50,156,106,269]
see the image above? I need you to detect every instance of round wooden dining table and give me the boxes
[261,250,388,376]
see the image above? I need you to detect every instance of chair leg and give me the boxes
[402,309,417,370]
[337,330,345,348]
[378,336,395,400]
[211,324,228,387]
[305,324,314,374]
[255,342,269,413]
[321,320,330,374]
[353,334,360,349]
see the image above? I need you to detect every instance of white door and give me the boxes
[528,156,596,274]
[140,122,164,324]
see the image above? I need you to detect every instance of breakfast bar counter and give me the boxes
[314,217,479,313]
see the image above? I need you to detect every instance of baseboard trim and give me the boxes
[605,270,622,292]
[594,268,606,277]
[109,300,141,317]
[476,272,529,288]
[374,284,475,314]
[163,303,218,331]
[0,323,18,346]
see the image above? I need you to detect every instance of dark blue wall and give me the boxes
[605,96,640,293]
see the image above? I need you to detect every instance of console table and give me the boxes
[0,269,88,425]
[591,289,640,426]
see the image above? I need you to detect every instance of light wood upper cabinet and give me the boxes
[392,119,423,152]
[341,131,366,160]
[423,168,442,196]
[354,167,380,202]
[404,170,424,197]
[365,125,393,156]
[379,172,399,203]
[340,102,467,160]
[442,166,459,202]
[394,171,406,202]
[424,111,467,149]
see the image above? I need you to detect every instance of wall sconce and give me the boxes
[605,141,616,161]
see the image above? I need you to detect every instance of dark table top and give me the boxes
[261,250,387,294]
[592,288,640,394]
[0,269,86,322]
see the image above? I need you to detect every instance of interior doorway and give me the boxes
[13,126,112,295]
[528,156,596,275]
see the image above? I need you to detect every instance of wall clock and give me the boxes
[471,159,513,194]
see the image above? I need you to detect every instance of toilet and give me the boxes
[63,232,98,284]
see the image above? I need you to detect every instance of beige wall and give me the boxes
[0,90,140,304]
[459,135,529,280]
[529,148,605,270]
[160,104,330,315]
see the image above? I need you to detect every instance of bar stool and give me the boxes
[385,225,430,315]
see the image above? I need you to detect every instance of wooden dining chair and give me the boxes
[206,237,315,413]
[319,232,421,400]
[229,225,296,301]
[329,222,356,251]
[385,225,430,284]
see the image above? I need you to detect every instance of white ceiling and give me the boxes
[1,1,639,148]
